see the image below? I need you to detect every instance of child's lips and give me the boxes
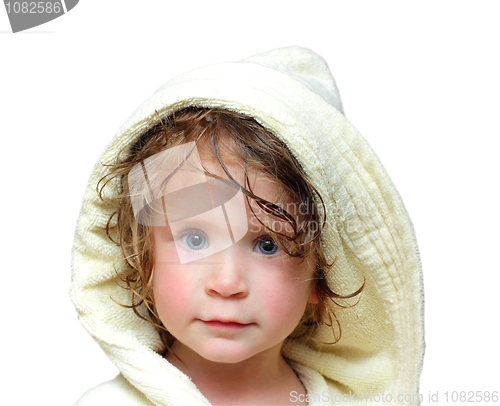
[200,319,254,330]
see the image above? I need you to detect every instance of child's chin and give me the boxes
[196,345,257,364]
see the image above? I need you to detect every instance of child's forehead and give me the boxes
[198,152,291,207]
[130,139,299,229]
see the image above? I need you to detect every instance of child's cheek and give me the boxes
[154,266,194,318]
[258,274,309,329]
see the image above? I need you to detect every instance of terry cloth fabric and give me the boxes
[71,46,425,405]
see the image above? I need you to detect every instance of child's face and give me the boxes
[151,153,317,365]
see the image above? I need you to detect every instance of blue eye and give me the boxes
[255,238,280,255]
[180,231,209,251]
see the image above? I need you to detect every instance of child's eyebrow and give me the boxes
[169,217,213,230]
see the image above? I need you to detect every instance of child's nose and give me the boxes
[205,255,249,298]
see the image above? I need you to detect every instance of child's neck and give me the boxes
[166,341,307,405]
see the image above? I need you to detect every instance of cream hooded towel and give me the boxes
[71,46,425,405]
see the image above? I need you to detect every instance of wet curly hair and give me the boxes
[98,107,363,347]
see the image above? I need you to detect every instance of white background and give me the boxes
[1,1,499,404]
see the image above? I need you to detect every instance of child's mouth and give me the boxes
[201,320,253,330]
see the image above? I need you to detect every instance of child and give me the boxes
[72,47,424,405]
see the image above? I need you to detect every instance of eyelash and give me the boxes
[177,229,210,252]
[253,236,281,256]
